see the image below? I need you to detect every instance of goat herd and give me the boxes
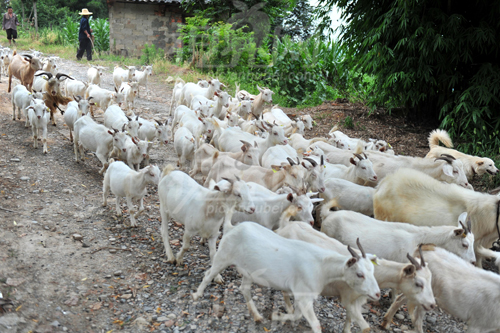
[4,47,500,333]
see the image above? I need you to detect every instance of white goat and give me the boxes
[11,84,42,123]
[87,65,106,87]
[373,167,500,267]
[383,245,500,333]
[73,115,116,174]
[27,98,50,154]
[64,78,87,98]
[231,183,322,229]
[204,154,307,192]
[180,78,225,107]
[159,167,255,281]
[277,209,435,333]
[190,141,260,178]
[192,219,379,333]
[288,133,327,153]
[133,65,152,97]
[218,123,288,163]
[321,178,375,216]
[425,129,499,179]
[174,127,196,171]
[325,153,378,185]
[119,81,139,111]
[103,160,160,227]
[113,65,136,89]
[85,84,124,117]
[103,105,141,138]
[63,96,93,142]
[321,204,476,264]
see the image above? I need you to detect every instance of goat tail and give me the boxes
[328,124,339,136]
[319,198,339,221]
[354,140,366,155]
[175,77,185,86]
[161,164,176,179]
[428,129,453,148]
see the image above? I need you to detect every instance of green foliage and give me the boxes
[61,16,79,49]
[90,17,110,53]
[177,16,269,73]
[343,116,354,129]
[274,0,315,40]
[10,0,108,28]
[319,0,500,157]
[265,35,341,106]
[141,43,164,65]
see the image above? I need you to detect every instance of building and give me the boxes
[107,0,184,58]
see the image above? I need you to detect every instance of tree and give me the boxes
[274,0,315,41]
[317,0,500,155]
[181,0,293,47]
[10,0,108,27]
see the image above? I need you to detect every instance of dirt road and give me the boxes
[0,58,467,333]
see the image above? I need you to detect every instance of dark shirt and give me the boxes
[3,13,19,30]
[78,17,91,41]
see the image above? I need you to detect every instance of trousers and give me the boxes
[76,38,92,61]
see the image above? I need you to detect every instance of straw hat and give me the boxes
[79,8,93,15]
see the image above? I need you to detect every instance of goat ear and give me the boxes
[349,157,357,166]
[346,257,358,268]
[286,193,294,203]
[454,228,465,237]
[403,264,416,277]
[271,165,281,172]
[442,164,453,177]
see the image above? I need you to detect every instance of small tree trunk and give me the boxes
[20,0,25,29]
[33,0,38,38]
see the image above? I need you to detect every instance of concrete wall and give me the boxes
[109,2,183,58]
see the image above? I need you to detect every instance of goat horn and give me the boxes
[354,153,363,160]
[87,96,94,101]
[155,119,162,126]
[363,152,367,159]
[418,244,426,267]
[296,157,300,165]
[73,95,81,102]
[56,73,73,80]
[35,71,53,79]
[22,54,33,59]
[406,253,422,270]
[356,238,366,258]
[321,155,324,166]
[434,156,453,164]
[239,140,251,147]
[347,245,360,259]
[459,221,468,234]
[440,153,456,160]
[303,157,317,167]
[287,157,296,166]
[221,177,234,184]
[467,218,472,233]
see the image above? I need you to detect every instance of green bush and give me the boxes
[90,18,110,53]
[141,43,164,65]
[62,16,79,49]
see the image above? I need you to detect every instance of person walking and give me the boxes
[2,6,19,46]
[76,8,93,61]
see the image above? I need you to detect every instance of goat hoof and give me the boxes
[380,319,389,329]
